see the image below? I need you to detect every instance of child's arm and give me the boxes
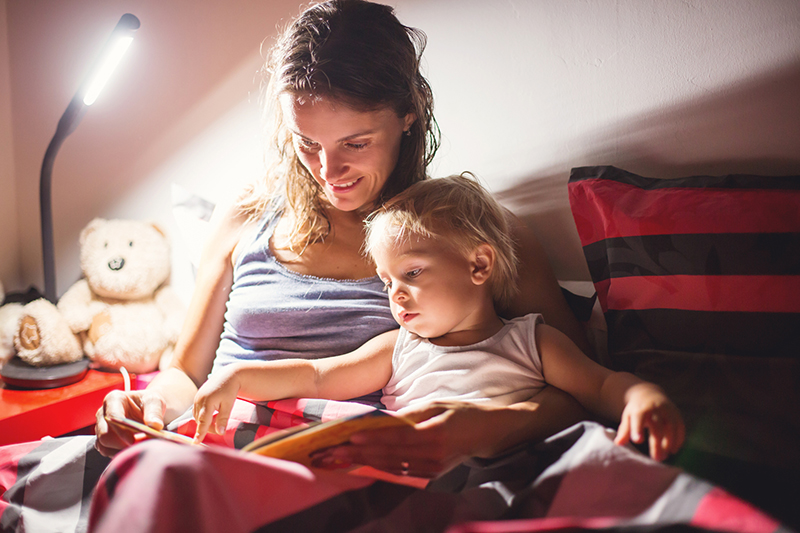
[536,323,684,461]
[192,329,398,443]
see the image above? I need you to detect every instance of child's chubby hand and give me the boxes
[192,367,241,444]
[614,383,685,462]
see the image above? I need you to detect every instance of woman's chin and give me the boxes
[324,192,377,213]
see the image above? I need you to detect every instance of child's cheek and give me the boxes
[389,304,401,325]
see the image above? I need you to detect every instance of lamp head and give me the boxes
[81,14,140,106]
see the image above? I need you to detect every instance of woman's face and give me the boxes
[281,94,414,212]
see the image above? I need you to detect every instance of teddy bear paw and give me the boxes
[14,299,84,366]
[18,316,41,350]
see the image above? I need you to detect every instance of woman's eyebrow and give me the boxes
[288,128,377,142]
[339,130,376,141]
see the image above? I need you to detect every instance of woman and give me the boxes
[94,0,590,467]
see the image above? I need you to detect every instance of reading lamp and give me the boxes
[40,13,140,303]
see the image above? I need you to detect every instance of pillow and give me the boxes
[568,166,800,358]
[568,166,800,473]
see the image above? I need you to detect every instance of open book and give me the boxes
[106,409,427,487]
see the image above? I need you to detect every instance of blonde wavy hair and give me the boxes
[238,0,440,250]
[364,173,519,309]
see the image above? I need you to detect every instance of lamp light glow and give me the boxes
[82,36,134,106]
[40,13,140,302]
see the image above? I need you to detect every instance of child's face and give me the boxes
[372,234,491,341]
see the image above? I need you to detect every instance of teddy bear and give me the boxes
[0,280,25,369]
[13,218,186,374]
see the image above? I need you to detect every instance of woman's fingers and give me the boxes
[94,407,133,456]
[95,391,144,456]
[94,389,169,456]
[330,415,460,476]
[324,440,445,478]
[140,392,166,431]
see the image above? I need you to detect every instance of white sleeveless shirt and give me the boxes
[382,314,547,413]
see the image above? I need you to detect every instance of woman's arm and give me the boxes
[318,385,586,478]
[503,212,595,358]
[94,199,252,456]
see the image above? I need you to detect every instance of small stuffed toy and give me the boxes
[0,281,25,369]
[14,219,186,373]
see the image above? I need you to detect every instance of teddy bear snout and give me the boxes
[108,257,126,271]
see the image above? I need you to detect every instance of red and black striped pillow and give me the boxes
[568,165,800,359]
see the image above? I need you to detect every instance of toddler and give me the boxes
[193,174,685,462]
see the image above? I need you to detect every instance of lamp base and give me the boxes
[1,286,45,306]
[1,356,90,390]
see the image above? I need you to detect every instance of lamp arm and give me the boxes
[40,98,89,303]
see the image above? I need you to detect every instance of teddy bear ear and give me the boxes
[148,222,168,240]
[80,218,106,246]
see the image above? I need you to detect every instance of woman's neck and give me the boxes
[271,207,377,280]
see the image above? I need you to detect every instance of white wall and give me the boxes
[0,0,21,292]
[2,0,799,302]
[396,0,800,278]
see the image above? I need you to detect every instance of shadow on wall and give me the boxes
[496,59,800,282]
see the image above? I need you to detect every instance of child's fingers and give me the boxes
[662,412,685,455]
[192,398,201,425]
[649,430,666,462]
[629,411,644,443]
[615,413,631,445]
[645,409,686,461]
[193,405,213,444]
[214,397,235,436]
[642,411,666,460]
[668,407,685,453]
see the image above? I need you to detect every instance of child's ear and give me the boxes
[469,244,495,285]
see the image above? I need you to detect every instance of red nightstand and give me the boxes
[0,370,126,445]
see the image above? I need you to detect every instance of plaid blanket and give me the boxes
[1,399,790,533]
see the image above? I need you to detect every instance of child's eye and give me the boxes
[406,268,421,278]
[345,141,368,151]
[382,280,392,292]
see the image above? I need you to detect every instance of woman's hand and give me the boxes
[317,387,586,478]
[314,401,491,477]
[614,383,686,462]
[94,389,167,457]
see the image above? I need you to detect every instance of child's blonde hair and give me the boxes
[365,173,518,309]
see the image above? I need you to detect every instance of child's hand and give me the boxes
[614,383,685,462]
[192,368,240,444]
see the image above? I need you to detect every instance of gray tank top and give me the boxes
[212,210,398,397]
